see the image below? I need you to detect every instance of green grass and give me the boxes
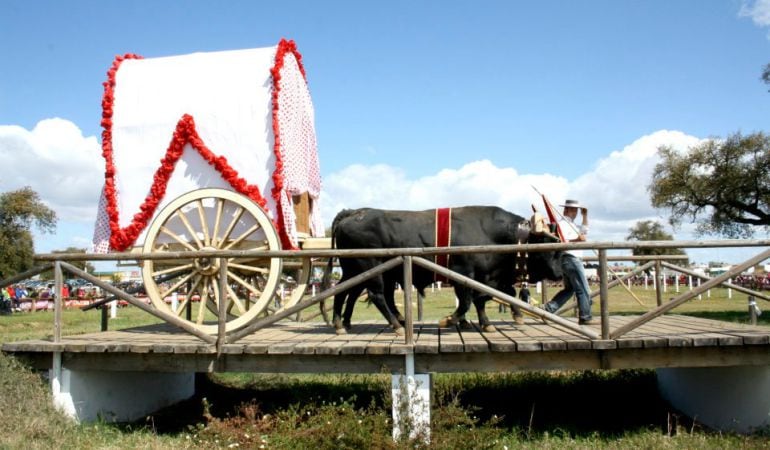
[2,285,770,448]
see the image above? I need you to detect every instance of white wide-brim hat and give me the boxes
[559,199,582,209]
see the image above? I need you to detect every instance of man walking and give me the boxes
[542,199,595,325]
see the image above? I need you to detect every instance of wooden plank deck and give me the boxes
[4,315,770,374]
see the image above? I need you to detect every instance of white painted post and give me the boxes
[431,283,435,293]
[728,278,732,299]
[536,281,542,294]
[644,274,648,290]
[171,292,179,313]
[110,299,117,319]
[312,284,316,297]
[675,275,679,293]
[51,352,76,417]
[392,353,430,443]
[698,278,702,300]
[663,274,667,293]
[689,275,693,291]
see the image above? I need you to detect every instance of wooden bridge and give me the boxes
[3,239,770,434]
[5,314,770,374]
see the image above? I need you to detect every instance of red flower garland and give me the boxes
[100,40,308,252]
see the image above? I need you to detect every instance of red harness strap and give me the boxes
[434,208,452,282]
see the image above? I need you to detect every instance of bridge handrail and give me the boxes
[2,239,768,349]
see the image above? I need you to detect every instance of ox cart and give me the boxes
[92,40,329,334]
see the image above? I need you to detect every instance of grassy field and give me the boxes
[1,284,770,449]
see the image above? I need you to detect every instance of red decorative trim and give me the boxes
[434,208,452,283]
[100,40,308,251]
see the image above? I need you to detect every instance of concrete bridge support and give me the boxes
[657,365,770,433]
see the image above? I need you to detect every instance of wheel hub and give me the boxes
[194,247,220,276]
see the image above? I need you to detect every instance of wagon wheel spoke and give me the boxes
[175,207,204,249]
[228,270,266,299]
[211,275,222,314]
[152,263,194,277]
[195,276,210,325]
[196,199,211,247]
[219,205,245,247]
[225,282,247,315]
[222,224,259,251]
[177,274,204,318]
[160,270,196,300]
[228,261,270,274]
[159,226,198,252]
[211,197,225,248]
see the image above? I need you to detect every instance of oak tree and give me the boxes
[0,187,57,279]
[649,132,770,238]
[626,220,687,263]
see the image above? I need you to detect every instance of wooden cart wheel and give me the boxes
[142,188,282,334]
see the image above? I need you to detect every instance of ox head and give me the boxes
[516,213,563,283]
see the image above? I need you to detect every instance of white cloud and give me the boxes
[740,0,770,36]
[0,118,103,223]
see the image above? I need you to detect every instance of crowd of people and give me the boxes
[0,281,103,314]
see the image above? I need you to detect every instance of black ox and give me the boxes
[326,206,562,334]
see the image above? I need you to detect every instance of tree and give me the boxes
[626,220,687,263]
[762,62,770,92]
[0,187,57,279]
[649,132,770,238]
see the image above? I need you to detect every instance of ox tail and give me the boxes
[322,209,357,289]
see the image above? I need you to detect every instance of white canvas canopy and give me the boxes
[92,40,322,253]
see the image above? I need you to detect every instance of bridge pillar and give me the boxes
[51,352,195,423]
[392,352,431,442]
[657,365,770,433]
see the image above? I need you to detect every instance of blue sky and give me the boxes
[1,0,769,266]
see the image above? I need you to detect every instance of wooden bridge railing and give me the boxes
[2,239,770,349]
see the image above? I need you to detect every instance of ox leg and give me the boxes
[473,294,496,333]
[332,273,358,334]
[439,286,473,329]
[368,290,405,335]
[332,291,349,335]
[385,281,405,326]
[340,285,366,332]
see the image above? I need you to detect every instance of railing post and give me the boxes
[655,260,663,307]
[749,295,759,326]
[101,304,109,331]
[217,258,228,353]
[403,256,414,345]
[598,249,609,339]
[54,261,63,343]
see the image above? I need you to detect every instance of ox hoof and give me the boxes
[482,324,497,333]
[335,327,348,335]
[393,326,405,336]
[438,316,455,328]
[458,320,473,330]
